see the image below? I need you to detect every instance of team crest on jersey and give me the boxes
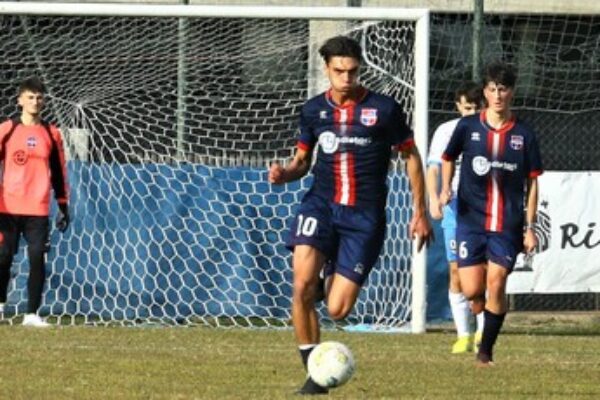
[510,135,524,150]
[27,136,37,148]
[319,111,327,119]
[360,108,378,126]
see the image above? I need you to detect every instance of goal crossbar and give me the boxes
[0,1,429,333]
[0,2,428,20]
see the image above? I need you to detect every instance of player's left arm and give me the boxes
[50,126,70,232]
[523,127,544,253]
[523,177,538,253]
[401,145,433,251]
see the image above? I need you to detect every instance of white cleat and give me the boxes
[22,314,51,328]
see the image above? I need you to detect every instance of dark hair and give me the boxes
[18,76,46,95]
[482,61,517,88]
[454,81,482,105]
[318,36,362,64]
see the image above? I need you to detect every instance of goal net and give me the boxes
[0,3,429,331]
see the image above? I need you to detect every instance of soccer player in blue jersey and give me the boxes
[427,81,483,354]
[440,62,543,366]
[268,36,432,394]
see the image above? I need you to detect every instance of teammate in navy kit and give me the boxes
[440,62,543,366]
[268,36,432,394]
[427,81,483,354]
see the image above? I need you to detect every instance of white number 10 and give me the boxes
[296,215,318,237]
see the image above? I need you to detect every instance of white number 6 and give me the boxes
[459,241,469,259]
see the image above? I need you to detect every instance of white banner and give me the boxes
[507,172,600,293]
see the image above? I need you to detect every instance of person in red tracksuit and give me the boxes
[0,77,70,327]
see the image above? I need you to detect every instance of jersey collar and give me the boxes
[480,109,516,134]
[325,86,368,109]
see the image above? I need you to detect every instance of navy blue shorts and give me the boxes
[456,227,522,270]
[286,193,386,285]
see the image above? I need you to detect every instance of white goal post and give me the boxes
[0,2,429,333]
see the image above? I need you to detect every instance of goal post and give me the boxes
[0,2,429,332]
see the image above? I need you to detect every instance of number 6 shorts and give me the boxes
[456,226,523,270]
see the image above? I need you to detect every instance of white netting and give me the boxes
[0,7,424,327]
[428,12,600,171]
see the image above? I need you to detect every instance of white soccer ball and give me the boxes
[307,341,355,388]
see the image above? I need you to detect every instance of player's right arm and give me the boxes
[268,147,312,185]
[440,119,465,206]
[426,163,442,219]
[439,159,455,206]
[426,122,452,219]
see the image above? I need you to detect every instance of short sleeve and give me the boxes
[387,101,414,152]
[526,130,544,178]
[427,119,457,165]
[442,118,466,161]
[296,105,316,152]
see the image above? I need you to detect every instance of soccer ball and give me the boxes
[307,341,355,388]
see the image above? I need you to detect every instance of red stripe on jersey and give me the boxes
[484,129,495,230]
[484,130,508,232]
[485,180,493,231]
[333,152,357,206]
[333,107,342,128]
[334,153,343,203]
[347,152,356,206]
[529,169,543,178]
[495,173,504,232]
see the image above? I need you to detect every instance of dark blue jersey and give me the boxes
[297,87,414,207]
[443,110,543,234]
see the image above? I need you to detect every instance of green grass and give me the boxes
[1,313,600,399]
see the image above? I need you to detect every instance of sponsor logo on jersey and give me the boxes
[471,132,481,141]
[472,156,491,176]
[360,108,378,126]
[510,135,524,150]
[320,110,328,119]
[318,131,372,154]
[26,136,37,148]
[319,131,338,154]
[472,156,518,176]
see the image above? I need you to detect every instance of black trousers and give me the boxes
[0,214,50,313]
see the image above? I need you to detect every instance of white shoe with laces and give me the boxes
[22,314,51,328]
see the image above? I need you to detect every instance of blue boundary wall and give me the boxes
[6,162,450,323]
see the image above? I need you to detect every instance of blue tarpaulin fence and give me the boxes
[6,162,450,323]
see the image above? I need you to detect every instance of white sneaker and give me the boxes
[22,314,51,328]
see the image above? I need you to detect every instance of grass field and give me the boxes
[1,313,600,399]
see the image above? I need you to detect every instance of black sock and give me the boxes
[479,309,506,360]
[299,346,316,370]
[27,248,46,314]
